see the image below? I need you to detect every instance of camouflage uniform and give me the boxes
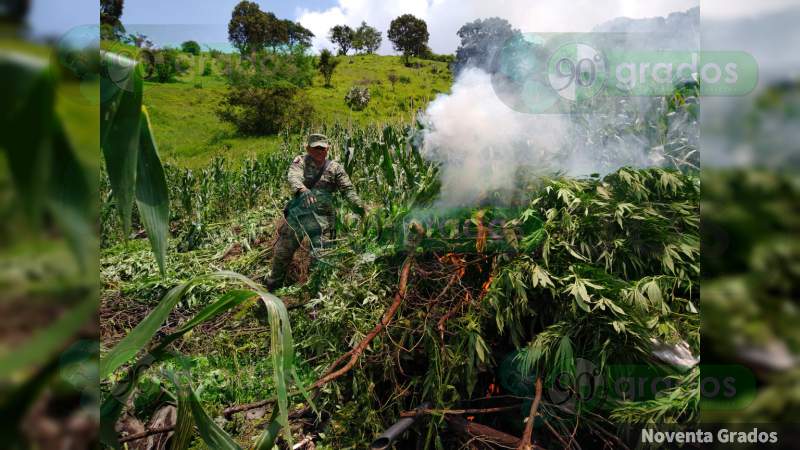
[266,136,364,289]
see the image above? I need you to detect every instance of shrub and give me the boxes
[249,48,315,88]
[217,79,315,135]
[317,49,339,87]
[345,86,371,111]
[181,40,201,55]
[176,54,192,75]
[146,48,179,82]
[202,61,213,76]
[421,52,454,64]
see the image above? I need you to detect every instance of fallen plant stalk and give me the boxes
[517,377,543,450]
[399,404,521,418]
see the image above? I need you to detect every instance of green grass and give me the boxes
[136,50,451,168]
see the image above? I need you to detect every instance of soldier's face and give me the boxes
[307,145,328,163]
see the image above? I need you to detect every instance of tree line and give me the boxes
[226,2,432,64]
[102,0,479,69]
[228,1,314,54]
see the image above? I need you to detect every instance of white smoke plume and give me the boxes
[420,68,693,206]
[420,9,700,206]
[421,68,567,206]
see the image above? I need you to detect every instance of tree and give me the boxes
[329,25,355,55]
[285,20,314,48]
[100,0,125,40]
[181,40,201,55]
[263,12,289,51]
[228,1,269,54]
[287,21,314,48]
[317,49,340,87]
[387,14,429,64]
[353,21,382,54]
[454,17,520,75]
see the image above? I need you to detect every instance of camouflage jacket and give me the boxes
[287,154,364,216]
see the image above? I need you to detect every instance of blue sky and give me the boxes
[28,0,335,49]
[28,0,798,53]
[30,0,752,54]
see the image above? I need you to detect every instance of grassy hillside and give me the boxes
[102,43,453,167]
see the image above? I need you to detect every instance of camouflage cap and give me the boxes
[307,133,330,149]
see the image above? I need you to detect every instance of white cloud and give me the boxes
[296,0,699,54]
[702,0,799,20]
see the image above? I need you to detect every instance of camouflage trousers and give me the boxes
[266,216,333,289]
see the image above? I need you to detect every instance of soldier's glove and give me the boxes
[300,189,316,207]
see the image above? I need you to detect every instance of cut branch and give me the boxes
[517,377,543,450]
[400,404,521,418]
[118,425,174,443]
[445,415,521,448]
[437,290,470,344]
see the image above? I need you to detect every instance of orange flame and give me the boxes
[481,275,494,296]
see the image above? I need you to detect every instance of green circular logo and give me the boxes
[547,42,607,101]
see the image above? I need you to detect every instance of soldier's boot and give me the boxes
[265,221,301,291]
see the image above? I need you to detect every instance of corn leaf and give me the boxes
[99,279,195,379]
[100,273,297,447]
[187,385,242,449]
[48,119,95,271]
[101,51,143,235]
[135,108,170,274]
[173,290,256,336]
[100,346,173,448]
[0,52,54,223]
[170,379,195,450]
[252,408,282,450]
[0,294,96,380]
[100,291,254,446]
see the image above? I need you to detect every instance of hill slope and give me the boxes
[122,48,453,167]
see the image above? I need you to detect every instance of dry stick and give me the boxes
[542,418,572,450]
[437,290,470,344]
[118,426,174,444]
[517,377,543,450]
[445,415,521,448]
[399,404,521,418]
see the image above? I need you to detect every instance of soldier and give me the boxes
[266,133,365,290]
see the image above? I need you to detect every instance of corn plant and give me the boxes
[101,50,169,273]
[97,51,306,448]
